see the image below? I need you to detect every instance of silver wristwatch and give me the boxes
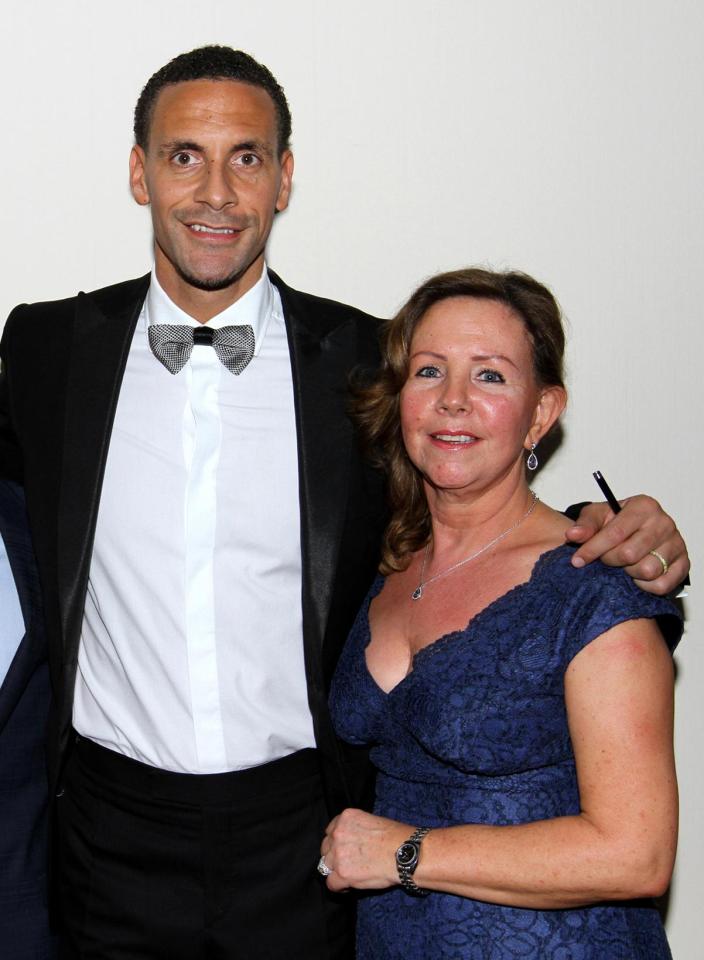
[395,826,430,896]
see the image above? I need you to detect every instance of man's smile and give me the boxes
[188,223,238,235]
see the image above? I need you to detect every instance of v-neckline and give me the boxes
[362,543,573,697]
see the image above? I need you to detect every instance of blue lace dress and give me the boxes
[330,545,681,960]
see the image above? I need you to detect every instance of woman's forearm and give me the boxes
[414,807,677,908]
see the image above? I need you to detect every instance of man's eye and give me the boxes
[236,153,260,167]
[477,368,505,383]
[173,152,196,166]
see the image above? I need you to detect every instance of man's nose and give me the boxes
[193,161,238,210]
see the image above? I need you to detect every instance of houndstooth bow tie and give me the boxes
[148,323,256,375]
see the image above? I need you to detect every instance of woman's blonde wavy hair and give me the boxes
[352,268,566,574]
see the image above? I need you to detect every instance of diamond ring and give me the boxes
[317,855,333,877]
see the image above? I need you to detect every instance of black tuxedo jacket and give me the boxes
[0,272,386,811]
[0,480,56,957]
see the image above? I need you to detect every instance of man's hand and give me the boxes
[566,495,689,596]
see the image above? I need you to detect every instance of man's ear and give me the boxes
[129,146,150,206]
[525,385,567,450]
[275,150,294,213]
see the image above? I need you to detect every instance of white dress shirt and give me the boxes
[74,266,316,773]
[0,533,25,685]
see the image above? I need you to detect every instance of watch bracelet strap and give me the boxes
[398,826,430,897]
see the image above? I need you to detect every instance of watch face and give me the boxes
[397,841,419,869]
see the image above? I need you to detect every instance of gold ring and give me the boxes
[649,550,669,576]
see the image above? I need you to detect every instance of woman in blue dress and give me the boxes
[321,268,680,959]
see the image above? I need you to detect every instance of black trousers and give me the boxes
[57,737,353,959]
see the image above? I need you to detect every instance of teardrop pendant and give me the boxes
[526,443,539,471]
[411,586,423,600]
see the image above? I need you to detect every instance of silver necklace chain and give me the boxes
[411,492,539,601]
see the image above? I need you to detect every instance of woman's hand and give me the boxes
[566,495,689,595]
[320,808,411,893]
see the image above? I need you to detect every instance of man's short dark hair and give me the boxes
[134,45,292,154]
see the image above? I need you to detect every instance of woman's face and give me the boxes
[400,296,561,500]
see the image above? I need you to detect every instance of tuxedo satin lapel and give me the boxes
[57,277,149,657]
[280,292,355,655]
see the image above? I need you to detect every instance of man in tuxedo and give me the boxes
[0,46,688,959]
[0,480,57,959]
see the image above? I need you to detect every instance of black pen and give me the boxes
[592,470,622,514]
[593,470,689,588]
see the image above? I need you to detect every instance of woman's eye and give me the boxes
[416,365,441,378]
[477,368,505,383]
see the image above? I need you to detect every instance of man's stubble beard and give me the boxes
[175,264,251,292]
[171,242,267,293]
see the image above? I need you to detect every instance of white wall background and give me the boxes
[2,1,701,953]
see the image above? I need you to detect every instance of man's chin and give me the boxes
[176,268,247,292]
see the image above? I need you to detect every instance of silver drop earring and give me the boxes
[526,443,539,471]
